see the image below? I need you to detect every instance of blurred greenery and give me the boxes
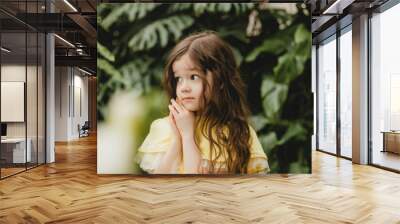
[97,3,312,173]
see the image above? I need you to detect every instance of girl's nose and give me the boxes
[180,80,191,93]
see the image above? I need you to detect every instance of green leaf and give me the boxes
[126,3,159,22]
[208,3,217,13]
[273,53,300,84]
[97,58,120,78]
[245,25,298,63]
[97,42,115,62]
[261,77,288,119]
[259,132,279,153]
[217,27,250,44]
[128,15,194,51]
[232,3,254,14]
[193,3,207,16]
[193,3,254,16]
[156,23,169,47]
[271,24,310,83]
[289,161,310,173]
[249,114,270,132]
[245,37,287,62]
[294,24,309,44]
[100,4,128,30]
[218,3,232,13]
[167,3,192,14]
[101,3,159,31]
[278,122,307,145]
[231,46,243,66]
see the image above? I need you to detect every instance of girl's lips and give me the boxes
[181,97,195,102]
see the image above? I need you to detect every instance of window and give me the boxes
[317,35,337,154]
[339,27,352,158]
[370,2,400,171]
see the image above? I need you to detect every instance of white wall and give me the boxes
[1,82,25,122]
[1,63,46,164]
[72,73,89,138]
[1,65,26,134]
[54,67,89,141]
[55,67,69,141]
[1,65,32,138]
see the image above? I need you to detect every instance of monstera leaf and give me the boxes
[97,42,115,62]
[100,3,160,30]
[261,77,288,120]
[128,15,194,51]
[193,3,254,16]
[259,132,279,153]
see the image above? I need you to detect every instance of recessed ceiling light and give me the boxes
[322,0,354,15]
[78,67,92,76]
[63,0,78,12]
[1,47,11,53]
[54,34,75,48]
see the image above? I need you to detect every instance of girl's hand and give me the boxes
[168,111,181,144]
[169,99,195,139]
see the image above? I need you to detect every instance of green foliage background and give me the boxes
[97,3,312,173]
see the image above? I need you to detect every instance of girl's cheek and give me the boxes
[175,86,180,97]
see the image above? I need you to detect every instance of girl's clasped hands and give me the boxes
[168,98,196,143]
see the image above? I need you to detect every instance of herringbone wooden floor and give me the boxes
[1,134,400,224]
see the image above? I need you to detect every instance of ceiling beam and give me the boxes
[66,13,97,47]
[55,55,96,72]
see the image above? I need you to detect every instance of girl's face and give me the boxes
[172,54,212,112]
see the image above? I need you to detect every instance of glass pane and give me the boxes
[371,4,400,171]
[1,30,27,177]
[340,28,352,158]
[26,0,39,169]
[312,45,317,151]
[318,36,337,154]
[38,32,45,165]
[27,30,38,169]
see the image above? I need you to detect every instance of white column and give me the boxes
[46,1,55,163]
[46,33,55,163]
[55,67,72,141]
[312,45,317,151]
[352,14,369,164]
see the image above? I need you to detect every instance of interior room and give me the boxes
[314,0,400,171]
[0,12,46,178]
[0,0,96,179]
[0,0,399,223]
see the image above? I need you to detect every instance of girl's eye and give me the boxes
[175,77,182,83]
[190,75,199,80]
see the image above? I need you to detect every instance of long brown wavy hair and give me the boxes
[163,31,251,174]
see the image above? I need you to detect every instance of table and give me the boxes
[381,131,400,154]
[1,138,31,163]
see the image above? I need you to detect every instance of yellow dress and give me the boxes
[136,117,270,174]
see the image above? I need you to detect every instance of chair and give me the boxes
[79,121,90,138]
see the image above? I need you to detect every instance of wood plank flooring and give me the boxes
[372,150,400,171]
[1,167,26,178]
[0,134,400,223]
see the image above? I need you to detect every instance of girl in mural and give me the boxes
[136,31,269,174]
